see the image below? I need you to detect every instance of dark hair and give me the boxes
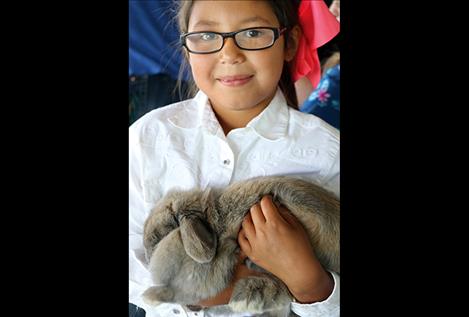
[175,0,300,109]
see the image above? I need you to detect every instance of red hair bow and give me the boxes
[291,0,340,89]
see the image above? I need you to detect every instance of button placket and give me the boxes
[220,140,234,168]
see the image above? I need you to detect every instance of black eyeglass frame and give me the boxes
[180,27,287,54]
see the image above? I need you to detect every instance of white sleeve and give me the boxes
[129,125,160,313]
[290,271,340,317]
[322,142,340,199]
[312,123,340,199]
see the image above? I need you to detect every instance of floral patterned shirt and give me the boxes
[300,64,340,130]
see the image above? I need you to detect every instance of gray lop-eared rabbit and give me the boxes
[142,176,340,314]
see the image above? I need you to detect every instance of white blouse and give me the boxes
[129,88,340,317]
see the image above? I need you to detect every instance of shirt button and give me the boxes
[223,159,230,165]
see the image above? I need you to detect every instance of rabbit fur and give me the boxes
[142,176,340,314]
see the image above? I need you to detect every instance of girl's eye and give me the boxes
[200,33,217,41]
[244,29,262,38]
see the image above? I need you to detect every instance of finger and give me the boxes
[238,248,247,260]
[241,212,256,238]
[238,229,251,255]
[278,207,308,234]
[259,195,283,223]
[250,202,266,228]
[277,205,298,227]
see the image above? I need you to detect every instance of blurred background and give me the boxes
[129,0,189,126]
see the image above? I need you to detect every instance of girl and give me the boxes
[129,1,340,316]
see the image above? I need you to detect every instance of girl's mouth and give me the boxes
[217,75,253,87]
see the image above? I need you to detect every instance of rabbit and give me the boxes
[141,175,340,314]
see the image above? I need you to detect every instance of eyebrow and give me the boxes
[191,20,219,29]
[191,16,275,30]
[240,16,274,25]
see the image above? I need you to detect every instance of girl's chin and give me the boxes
[212,98,268,112]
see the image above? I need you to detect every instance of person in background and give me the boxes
[292,0,340,106]
[130,1,340,316]
[129,0,189,126]
[294,0,340,129]
[300,52,340,129]
[329,0,340,22]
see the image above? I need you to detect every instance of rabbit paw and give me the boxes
[228,276,292,313]
[142,286,174,306]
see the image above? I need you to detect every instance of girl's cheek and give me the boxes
[190,57,213,79]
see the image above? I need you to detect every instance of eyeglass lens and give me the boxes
[185,28,275,53]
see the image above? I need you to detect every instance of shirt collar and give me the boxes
[246,88,289,140]
[168,88,289,140]
[167,91,222,136]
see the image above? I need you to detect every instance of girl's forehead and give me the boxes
[188,0,279,31]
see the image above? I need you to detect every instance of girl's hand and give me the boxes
[238,195,334,303]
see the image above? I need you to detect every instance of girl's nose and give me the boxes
[219,38,245,64]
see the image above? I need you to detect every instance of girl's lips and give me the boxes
[217,75,253,87]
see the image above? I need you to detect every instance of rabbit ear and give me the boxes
[179,215,217,263]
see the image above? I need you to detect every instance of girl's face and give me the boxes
[187,0,294,114]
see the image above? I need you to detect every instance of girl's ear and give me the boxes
[285,25,301,62]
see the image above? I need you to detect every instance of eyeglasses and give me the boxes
[181,27,287,54]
